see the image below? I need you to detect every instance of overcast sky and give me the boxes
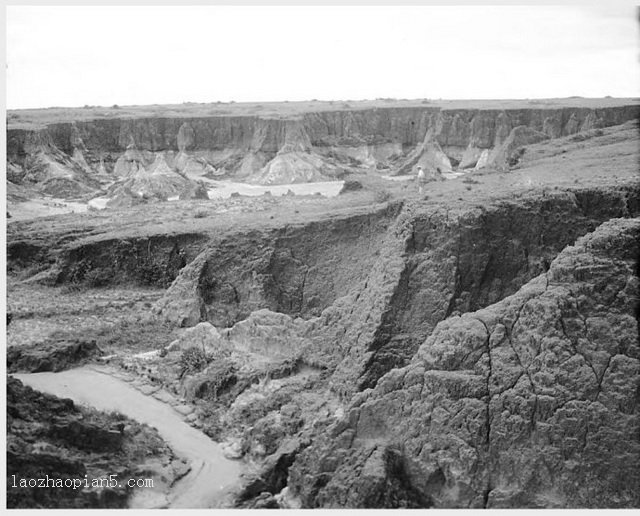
[6,4,640,109]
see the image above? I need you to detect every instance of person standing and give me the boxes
[416,166,426,194]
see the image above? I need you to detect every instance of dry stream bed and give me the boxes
[13,365,244,508]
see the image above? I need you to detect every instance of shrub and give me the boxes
[180,347,209,376]
[60,282,86,294]
[374,190,392,203]
[508,148,526,167]
[84,268,114,287]
[194,209,208,219]
[136,262,167,286]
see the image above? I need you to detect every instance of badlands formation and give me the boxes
[6,98,640,508]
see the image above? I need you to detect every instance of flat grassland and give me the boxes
[8,97,640,129]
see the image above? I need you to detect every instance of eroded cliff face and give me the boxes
[288,216,640,508]
[312,185,640,395]
[152,202,403,327]
[7,105,639,185]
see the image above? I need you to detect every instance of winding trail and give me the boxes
[13,366,243,508]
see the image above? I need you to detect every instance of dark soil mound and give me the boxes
[6,377,175,508]
[339,180,363,194]
[7,338,102,373]
[179,182,210,200]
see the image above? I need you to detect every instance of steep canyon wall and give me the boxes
[7,105,639,185]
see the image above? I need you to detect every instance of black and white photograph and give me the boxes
[3,1,640,511]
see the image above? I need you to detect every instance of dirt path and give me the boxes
[13,366,243,509]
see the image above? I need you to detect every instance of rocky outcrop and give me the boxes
[178,181,209,200]
[6,122,106,198]
[18,145,101,198]
[164,311,308,363]
[165,322,223,354]
[397,126,452,176]
[242,120,340,184]
[484,126,550,171]
[237,437,311,507]
[288,216,640,508]
[153,250,209,326]
[221,309,308,358]
[106,154,193,204]
[167,310,309,401]
[250,151,335,185]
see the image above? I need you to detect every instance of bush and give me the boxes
[194,209,208,219]
[180,347,209,376]
[84,268,114,287]
[339,180,363,194]
[508,147,526,167]
[374,190,391,203]
[60,282,86,294]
